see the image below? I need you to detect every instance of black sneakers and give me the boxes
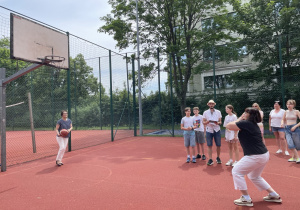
[216,157,222,164]
[202,154,206,160]
[207,159,214,166]
[196,154,201,159]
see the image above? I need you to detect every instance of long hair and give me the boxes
[252,103,261,111]
[244,107,261,123]
[226,104,237,116]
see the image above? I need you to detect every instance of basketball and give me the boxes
[60,129,68,137]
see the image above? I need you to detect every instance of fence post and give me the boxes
[28,92,36,153]
[126,54,131,130]
[67,32,72,152]
[212,46,216,103]
[278,35,285,108]
[67,68,72,151]
[99,57,102,130]
[0,68,7,172]
[51,69,55,130]
[157,48,162,130]
[109,50,114,141]
[74,61,77,130]
[132,57,137,136]
[169,54,174,137]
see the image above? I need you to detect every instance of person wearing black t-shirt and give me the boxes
[226,107,282,207]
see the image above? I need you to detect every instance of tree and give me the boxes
[228,0,300,102]
[99,0,234,116]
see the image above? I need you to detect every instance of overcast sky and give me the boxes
[0,0,120,51]
[0,0,167,93]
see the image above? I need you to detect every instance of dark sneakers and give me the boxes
[216,157,222,164]
[207,159,214,166]
[202,154,206,160]
[196,154,201,159]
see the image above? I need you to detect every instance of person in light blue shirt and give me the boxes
[181,107,196,163]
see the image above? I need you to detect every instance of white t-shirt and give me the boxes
[181,116,195,134]
[193,115,204,132]
[223,114,237,140]
[269,109,285,127]
[257,110,264,127]
[203,109,222,133]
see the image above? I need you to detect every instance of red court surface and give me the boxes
[5,129,137,166]
[0,136,299,210]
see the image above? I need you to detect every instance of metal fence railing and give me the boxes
[1,5,300,170]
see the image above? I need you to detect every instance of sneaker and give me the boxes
[202,154,206,160]
[296,158,300,164]
[285,151,290,156]
[196,154,201,159]
[186,157,190,163]
[288,157,296,162]
[263,194,282,203]
[192,157,196,163]
[207,159,214,166]
[216,157,222,164]
[234,196,253,207]
[226,160,233,166]
[276,149,282,154]
[232,161,238,167]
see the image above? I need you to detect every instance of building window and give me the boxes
[201,18,219,32]
[204,74,233,89]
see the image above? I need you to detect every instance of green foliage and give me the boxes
[99,0,235,116]
[229,0,300,70]
[226,0,300,105]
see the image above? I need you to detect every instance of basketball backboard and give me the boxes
[10,13,69,69]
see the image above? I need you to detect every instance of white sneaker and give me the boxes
[288,157,296,162]
[232,161,238,167]
[225,160,233,166]
[285,151,290,156]
[234,196,253,207]
[263,194,282,203]
[276,149,282,154]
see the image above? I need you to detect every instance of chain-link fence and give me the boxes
[1,5,300,170]
[186,34,300,126]
[0,7,135,168]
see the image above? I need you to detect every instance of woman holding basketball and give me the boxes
[226,108,282,207]
[55,110,72,166]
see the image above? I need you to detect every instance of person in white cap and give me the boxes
[203,100,222,165]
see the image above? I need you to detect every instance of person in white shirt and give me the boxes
[181,107,197,163]
[193,107,206,160]
[223,105,239,167]
[203,100,222,166]
[269,101,289,155]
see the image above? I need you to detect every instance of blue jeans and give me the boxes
[285,124,300,150]
[206,130,221,147]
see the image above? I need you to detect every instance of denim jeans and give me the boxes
[285,124,300,150]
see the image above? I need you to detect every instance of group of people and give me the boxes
[181,99,300,206]
[180,100,241,166]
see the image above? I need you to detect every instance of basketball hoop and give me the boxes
[37,55,65,69]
